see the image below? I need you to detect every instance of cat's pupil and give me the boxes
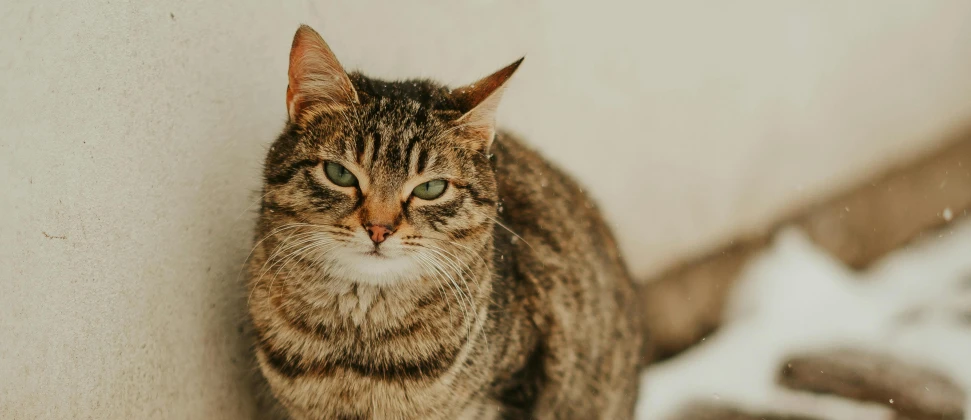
[412,179,446,200]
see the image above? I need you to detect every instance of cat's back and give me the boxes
[491,131,628,276]
[490,131,643,418]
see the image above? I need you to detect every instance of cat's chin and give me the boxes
[326,251,425,286]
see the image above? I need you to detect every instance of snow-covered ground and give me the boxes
[637,219,971,419]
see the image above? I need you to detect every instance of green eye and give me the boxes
[324,162,357,187]
[412,179,448,200]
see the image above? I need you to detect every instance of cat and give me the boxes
[247,25,644,419]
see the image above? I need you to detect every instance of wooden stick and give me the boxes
[670,402,825,420]
[778,348,966,420]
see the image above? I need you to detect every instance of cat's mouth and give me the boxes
[364,249,389,259]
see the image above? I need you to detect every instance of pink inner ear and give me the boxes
[286,83,298,119]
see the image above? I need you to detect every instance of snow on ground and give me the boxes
[636,219,971,420]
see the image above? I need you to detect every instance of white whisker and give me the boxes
[483,215,536,252]
[415,252,471,329]
[410,255,455,324]
[419,247,480,342]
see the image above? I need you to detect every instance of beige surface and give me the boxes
[3,1,971,418]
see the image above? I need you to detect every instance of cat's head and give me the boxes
[258,25,520,286]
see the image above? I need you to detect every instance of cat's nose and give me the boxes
[365,224,395,244]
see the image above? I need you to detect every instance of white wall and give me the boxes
[3,1,971,418]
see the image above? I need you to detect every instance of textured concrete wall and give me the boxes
[3,1,971,418]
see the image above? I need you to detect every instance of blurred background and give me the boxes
[2,1,971,419]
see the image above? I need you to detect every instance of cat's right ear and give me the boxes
[450,58,523,151]
[286,25,358,123]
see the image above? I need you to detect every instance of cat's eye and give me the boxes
[324,162,357,187]
[412,179,448,200]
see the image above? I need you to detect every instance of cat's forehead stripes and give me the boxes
[324,98,447,179]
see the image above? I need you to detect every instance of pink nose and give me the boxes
[365,224,394,244]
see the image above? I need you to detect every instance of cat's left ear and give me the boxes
[286,25,358,123]
[451,57,524,151]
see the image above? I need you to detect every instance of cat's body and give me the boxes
[248,25,643,419]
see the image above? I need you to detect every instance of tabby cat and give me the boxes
[247,25,645,419]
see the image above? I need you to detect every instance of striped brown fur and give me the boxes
[247,25,643,419]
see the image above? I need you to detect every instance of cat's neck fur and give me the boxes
[253,231,494,341]
[276,272,484,331]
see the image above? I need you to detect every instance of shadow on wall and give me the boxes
[194,112,282,418]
